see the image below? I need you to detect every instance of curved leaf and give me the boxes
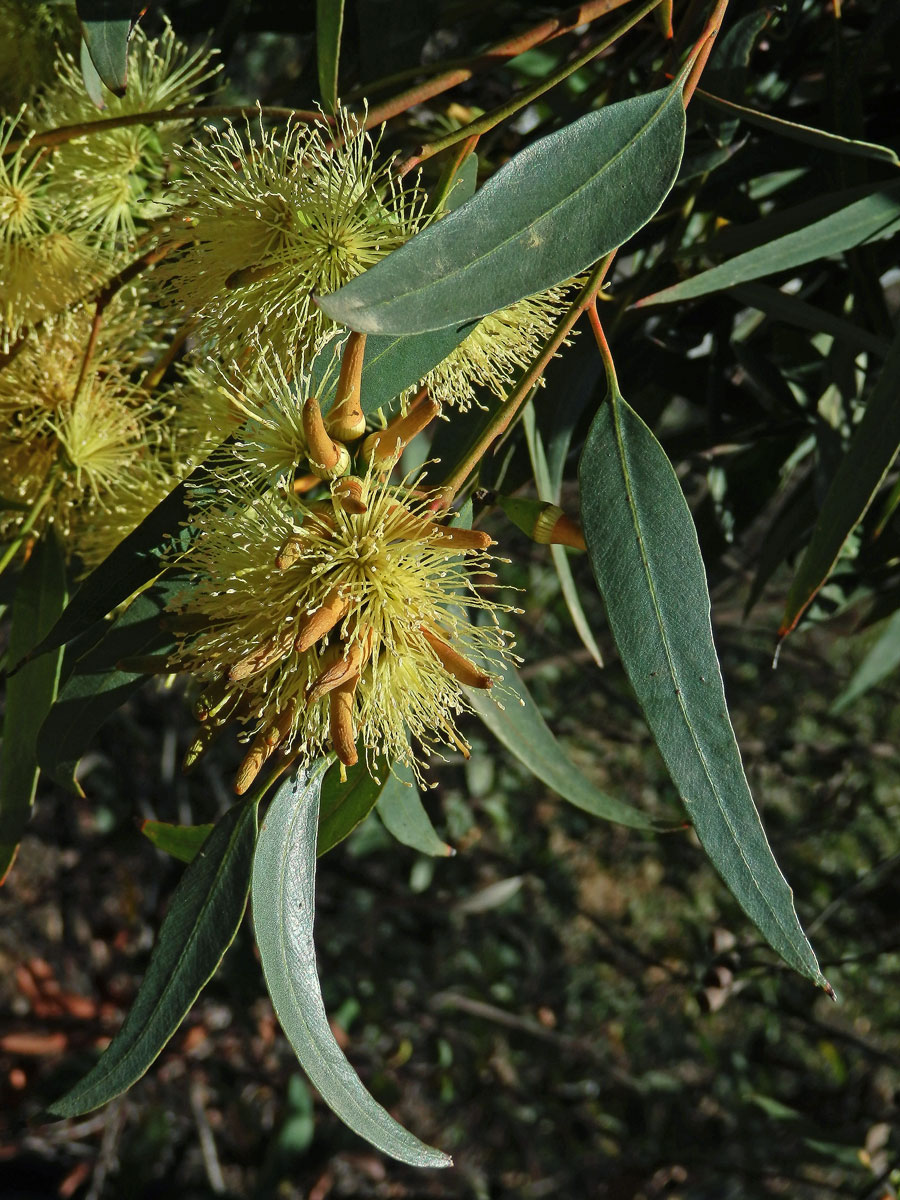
[579,386,827,987]
[831,608,900,715]
[0,532,67,883]
[252,764,451,1168]
[466,656,653,832]
[317,82,686,334]
[640,181,900,306]
[376,764,454,857]
[50,798,258,1116]
[781,326,900,639]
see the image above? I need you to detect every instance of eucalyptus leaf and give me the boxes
[641,181,900,305]
[50,797,258,1116]
[579,384,827,987]
[376,762,454,857]
[466,656,653,832]
[77,0,131,95]
[252,763,452,1167]
[141,820,215,863]
[316,0,344,114]
[317,81,686,334]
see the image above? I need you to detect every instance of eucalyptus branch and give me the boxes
[397,0,665,177]
[2,105,331,157]
[438,253,616,506]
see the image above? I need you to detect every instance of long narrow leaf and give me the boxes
[640,181,900,305]
[50,798,258,1116]
[376,763,454,857]
[579,386,827,987]
[252,764,452,1167]
[317,82,686,334]
[781,326,900,638]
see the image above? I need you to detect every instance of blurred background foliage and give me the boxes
[2,0,900,1195]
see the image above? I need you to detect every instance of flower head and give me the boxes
[33,19,219,244]
[0,303,160,559]
[421,283,577,410]
[167,467,515,790]
[158,109,429,364]
[0,113,105,350]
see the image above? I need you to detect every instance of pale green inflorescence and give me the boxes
[31,19,220,244]
[158,109,431,365]
[0,112,106,350]
[167,467,516,787]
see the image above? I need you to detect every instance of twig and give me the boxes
[438,253,616,505]
[3,105,331,156]
[85,1098,126,1200]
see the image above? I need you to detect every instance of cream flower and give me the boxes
[158,109,429,364]
[32,19,219,244]
[167,468,515,791]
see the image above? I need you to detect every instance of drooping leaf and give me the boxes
[141,820,214,863]
[639,181,900,305]
[376,762,454,857]
[0,532,67,883]
[36,578,179,791]
[466,656,653,831]
[579,384,827,987]
[780,327,900,639]
[316,82,687,334]
[77,0,131,95]
[50,797,258,1116]
[252,763,452,1168]
[316,0,345,113]
[317,755,385,856]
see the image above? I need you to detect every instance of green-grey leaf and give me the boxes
[252,764,452,1168]
[695,88,900,166]
[316,0,344,114]
[318,756,384,856]
[50,798,258,1116]
[781,327,900,638]
[466,657,653,831]
[640,181,900,305]
[376,763,453,857]
[0,532,67,882]
[579,386,826,987]
[141,820,214,864]
[316,83,686,334]
[77,0,131,95]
